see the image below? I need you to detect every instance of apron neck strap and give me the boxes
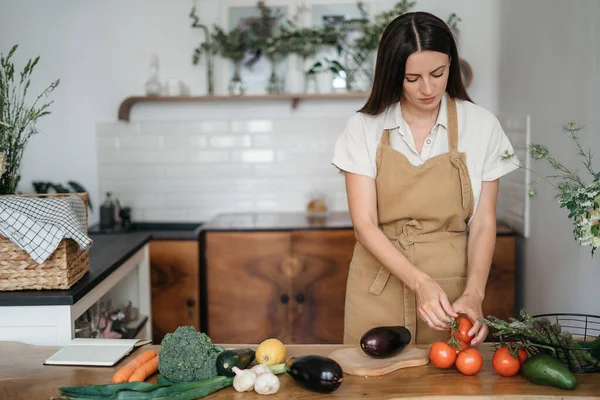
[380,129,391,146]
[446,95,459,151]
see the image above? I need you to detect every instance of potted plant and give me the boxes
[0,45,59,194]
[243,1,286,94]
[306,57,345,94]
[211,25,252,96]
[190,4,218,96]
[503,122,600,257]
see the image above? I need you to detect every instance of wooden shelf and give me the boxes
[117,92,370,121]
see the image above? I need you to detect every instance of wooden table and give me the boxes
[1,341,599,399]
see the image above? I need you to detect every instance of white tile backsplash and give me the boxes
[231,149,275,163]
[98,113,524,225]
[97,117,348,221]
[209,135,252,148]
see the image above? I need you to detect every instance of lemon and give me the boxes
[255,338,286,365]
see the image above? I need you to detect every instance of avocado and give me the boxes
[521,354,577,390]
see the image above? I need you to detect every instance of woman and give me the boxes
[332,11,519,346]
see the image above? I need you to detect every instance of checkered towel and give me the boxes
[0,195,93,264]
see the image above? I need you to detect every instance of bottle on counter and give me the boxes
[99,192,116,230]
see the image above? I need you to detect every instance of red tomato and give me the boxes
[429,341,457,369]
[454,316,473,342]
[453,339,470,355]
[455,347,483,376]
[507,342,529,365]
[492,346,521,377]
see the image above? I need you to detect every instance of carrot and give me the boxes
[112,350,158,383]
[128,355,160,382]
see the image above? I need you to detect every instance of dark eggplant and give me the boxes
[360,326,411,358]
[285,355,344,393]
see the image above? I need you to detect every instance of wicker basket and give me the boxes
[0,192,90,291]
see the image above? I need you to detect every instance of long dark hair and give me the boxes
[359,11,472,115]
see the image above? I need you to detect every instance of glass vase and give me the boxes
[266,57,284,94]
[228,60,246,96]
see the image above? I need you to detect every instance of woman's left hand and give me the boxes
[452,293,488,347]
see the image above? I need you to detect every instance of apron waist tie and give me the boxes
[368,219,423,296]
[368,219,423,344]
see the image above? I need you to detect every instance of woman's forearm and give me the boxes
[354,221,427,291]
[464,220,497,301]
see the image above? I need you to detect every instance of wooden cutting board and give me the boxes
[328,345,430,376]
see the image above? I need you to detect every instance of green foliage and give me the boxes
[211,25,251,63]
[0,45,59,194]
[504,122,600,257]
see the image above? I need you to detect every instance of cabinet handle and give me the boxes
[280,294,289,304]
[186,298,195,308]
[296,293,305,303]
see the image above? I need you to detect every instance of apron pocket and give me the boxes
[436,276,467,304]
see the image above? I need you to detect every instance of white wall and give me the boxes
[498,0,600,315]
[0,0,500,223]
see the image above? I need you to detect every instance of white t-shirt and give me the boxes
[331,95,521,221]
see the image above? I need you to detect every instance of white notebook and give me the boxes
[44,338,152,367]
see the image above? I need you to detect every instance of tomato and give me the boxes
[506,342,529,365]
[492,346,521,377]
[429,341,457,369]
[453,316,473,342]
[453,339,470,355]
[455,347,483,376]
[517,347,529,365]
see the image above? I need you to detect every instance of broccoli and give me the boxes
[158,326,224,383]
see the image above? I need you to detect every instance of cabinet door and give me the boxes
[150,240,199,343]
[290,229,356,344]
[206,232,292,344]
[483,236,516,341]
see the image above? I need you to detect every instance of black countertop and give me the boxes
[201,211,354,231]
[200,211,515,236]
[0,223,204,307]
[88,222,203,240]
[0,232,152,307]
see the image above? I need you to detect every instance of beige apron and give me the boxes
[343,95,474,345]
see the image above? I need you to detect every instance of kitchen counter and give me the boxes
[88,222,204,240]
[0,232,152,307]
[0,221,204,307]
[202,211,516,235]
[201,211,355,231]
[1,341,598,400]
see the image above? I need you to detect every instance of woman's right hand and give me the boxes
[413,275,458,331]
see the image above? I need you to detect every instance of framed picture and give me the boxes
[301,0,375,91]
[219,0,296,95]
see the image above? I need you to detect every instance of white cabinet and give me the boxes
[0,244,152,346]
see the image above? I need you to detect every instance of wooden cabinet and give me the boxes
[150,240,200,343]
[203,226,516,345]
[204,229,356,344]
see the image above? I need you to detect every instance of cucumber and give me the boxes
[216,348,255,377]
[521,354,577,390]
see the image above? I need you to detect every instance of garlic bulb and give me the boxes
[254,372,280,395]
[232,367,257,392]
[251,364,272,375]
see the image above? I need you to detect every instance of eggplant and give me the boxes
[285,355,344,393]
[360,325,411,358]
